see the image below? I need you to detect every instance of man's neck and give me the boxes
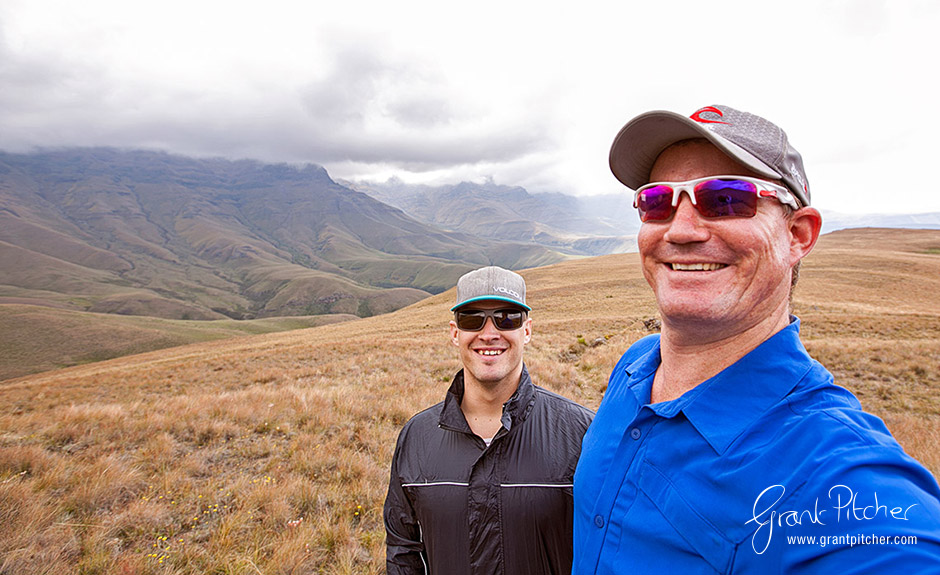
[651,310,790,404]
[460,368,522,440]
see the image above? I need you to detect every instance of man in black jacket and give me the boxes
[384,266,594,574]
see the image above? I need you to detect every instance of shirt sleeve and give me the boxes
[737,443,940,574]
[383,428,428,575]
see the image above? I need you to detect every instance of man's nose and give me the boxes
[663,194,710,244]
[478,317,501,336]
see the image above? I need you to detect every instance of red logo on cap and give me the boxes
[690,106,730,125]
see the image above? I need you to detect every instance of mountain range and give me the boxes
[820,210,940,234]
[2,148,938,325]
[348,177,940,239]
[344,177,639,256]
[0,149,566,321]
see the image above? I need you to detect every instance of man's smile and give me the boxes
[669,262,728,271]
[475,348,505,356]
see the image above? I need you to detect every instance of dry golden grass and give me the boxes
[0,228,938,573]
[0,304,359,381]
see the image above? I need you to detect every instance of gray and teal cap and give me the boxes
[451,266,530,312]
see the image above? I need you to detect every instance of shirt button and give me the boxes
[594,515,605,528]
[630,427,641,440]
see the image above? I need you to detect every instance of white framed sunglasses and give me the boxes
[634,175,800,222]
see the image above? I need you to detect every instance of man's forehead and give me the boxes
[649,139,769,182]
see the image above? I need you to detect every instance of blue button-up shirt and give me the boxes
[573,319,940,574]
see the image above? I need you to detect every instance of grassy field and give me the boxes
[0,306,358,381]
[0,228,938,574]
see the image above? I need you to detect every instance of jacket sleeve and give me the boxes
[384,427,427,574]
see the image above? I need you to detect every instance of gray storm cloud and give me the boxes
[0,29,555,174]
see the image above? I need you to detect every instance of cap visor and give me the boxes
[451,296,531,312]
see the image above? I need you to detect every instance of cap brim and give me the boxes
[609,110,779,189]
[451,296,531,312]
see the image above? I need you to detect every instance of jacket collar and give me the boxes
[440,365,536,435]
[626,318,815,455]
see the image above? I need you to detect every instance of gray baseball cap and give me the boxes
[451,266,530,312]
[609,104,811,207]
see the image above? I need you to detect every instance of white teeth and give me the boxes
[478,349,503,356]
[671,263,726,271]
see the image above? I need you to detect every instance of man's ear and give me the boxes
[449,320,460,346]
[523,317,532,345]
[789,207,822,264]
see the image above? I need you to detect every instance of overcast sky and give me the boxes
[1,0,937,214]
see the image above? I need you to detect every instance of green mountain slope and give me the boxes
[0,149,566,320]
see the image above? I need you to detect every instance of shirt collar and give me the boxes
[626,318,816,455]
[440,365,535,434]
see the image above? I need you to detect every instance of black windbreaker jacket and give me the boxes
[384,366,594,574]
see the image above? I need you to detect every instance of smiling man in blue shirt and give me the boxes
[573,105,940,574]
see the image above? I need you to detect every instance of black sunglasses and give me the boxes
[454,308,527,331]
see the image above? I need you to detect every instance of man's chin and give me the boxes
[655,302,746,334]
[655,297,726,322]
[465,364,522,389]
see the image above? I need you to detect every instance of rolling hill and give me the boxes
[0,148,565,322]
[0,228,937,573]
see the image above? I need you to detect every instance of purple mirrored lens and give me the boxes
[636,185,674,221]
[694,179,758,218]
